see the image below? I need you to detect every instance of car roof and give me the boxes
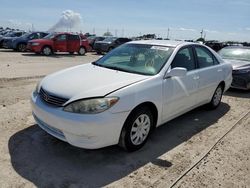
[128,40,191,47]
[222,46,250,50]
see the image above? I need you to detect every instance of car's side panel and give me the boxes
[162,69,199,122]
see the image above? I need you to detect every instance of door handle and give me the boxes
[193,76,200,80]
[217,69,222,72]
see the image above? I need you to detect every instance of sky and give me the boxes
[0,0,250,41]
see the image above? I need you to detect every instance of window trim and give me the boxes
[193,45,219,69]
[170,45,197,72]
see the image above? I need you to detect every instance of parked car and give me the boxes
[27,32,91,55]
[87,36,105,49]
[218,46,250,90]
[204,41,224,52]
[0,31,26,47]
[93,37,131,54]
[2,32,49,52]
[31,40,232,151]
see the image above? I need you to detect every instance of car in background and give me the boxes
[31,40,232,151]
[204,41,224,52]
[87,36,105,49]
[2,32,49,52]
[27,32,91,55]
[218,46,250,90]
[93,37,131,54]
[0,31,26,47]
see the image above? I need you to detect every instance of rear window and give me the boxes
[68,35,80,40]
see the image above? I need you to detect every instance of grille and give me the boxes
[39,87,68,107]
[232,77,246,87]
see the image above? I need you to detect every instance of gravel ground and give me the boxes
[0,50,249,188]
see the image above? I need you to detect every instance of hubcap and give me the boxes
[43,47,51,55]
[79,47,85,54]
[213,87,222,106]
[19,44,26,52]
[130,114,151,145]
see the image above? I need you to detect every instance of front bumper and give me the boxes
[27,43,42,53]
[231,73,250,90]
[31,92,130,149]
[2,40,13,49]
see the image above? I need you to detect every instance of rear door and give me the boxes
[193,46,223,104]
[67,34,80,52]
[162,46,199,122]
[54,34,67,52]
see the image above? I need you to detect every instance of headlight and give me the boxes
[63,97,119,114]
[31,42,40,46]
[234,68,250,74]
[34,81,41,94]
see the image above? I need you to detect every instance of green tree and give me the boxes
[103,31,113,36]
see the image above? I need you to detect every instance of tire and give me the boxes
[17,43,27,52]
[78,47,86,55]
[119,106,153,152]
[96,51,102,55]
[69,52,74,55]
[207,84,223,109]
[108,47,114,52]
[42,46,52,56]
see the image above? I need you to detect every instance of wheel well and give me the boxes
[16,42,26,48]
[219,81,225,92]
[129,102,158,128]
[80,46,86,51]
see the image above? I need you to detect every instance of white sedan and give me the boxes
[31,40,232,151]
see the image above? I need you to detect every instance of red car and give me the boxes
[27,32,91,55]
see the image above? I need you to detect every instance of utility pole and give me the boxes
[167,28,170,39]
[200,29,204,38]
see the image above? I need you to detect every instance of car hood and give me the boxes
[223,59,250,69]
[40,63,149,102]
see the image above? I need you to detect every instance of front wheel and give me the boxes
[42,46,52,56]
[78,47,86,55]
[17,43,27,52]
[207,84,223,109]
[119,107,153,152]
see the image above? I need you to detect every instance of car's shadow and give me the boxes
[225,88,250,99]
[8,103,230,187]
[21,53,84,58]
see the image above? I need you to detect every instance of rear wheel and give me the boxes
[207,84,223,109]
[42,46,52,56]
[119,106,153,152]
[17,43,27,52]
[78,47,86,55]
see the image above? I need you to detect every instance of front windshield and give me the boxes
[94,43,174,75]
[43,33,56,39]
[219,48,250,62]
[103,37,116,42]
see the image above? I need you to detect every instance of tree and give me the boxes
[196,37,205,43]
[103,31,113,36]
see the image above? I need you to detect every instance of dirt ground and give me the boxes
[0,49,249,188]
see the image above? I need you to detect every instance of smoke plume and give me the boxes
[49,10,82,32]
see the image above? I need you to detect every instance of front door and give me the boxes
[162,46,199,122]
[54,34,67,52]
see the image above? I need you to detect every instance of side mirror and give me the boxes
[164,67,187,79]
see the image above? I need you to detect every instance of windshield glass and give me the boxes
[94,43,174,75]
[43,33,56,39]
[103,37,116,42]
[219,48,250,62]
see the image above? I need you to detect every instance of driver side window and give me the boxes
[171,47,196,71]
[56,34,67,41]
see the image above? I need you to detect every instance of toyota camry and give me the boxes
[31,40,232,151]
